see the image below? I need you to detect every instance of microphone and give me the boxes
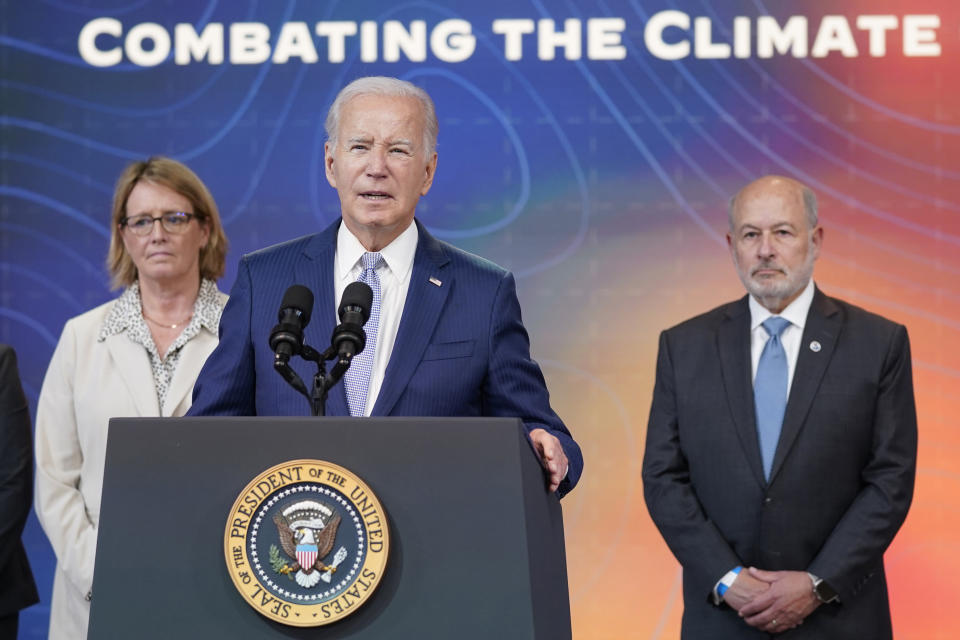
[269,285,314,364]
[332,281,372,360]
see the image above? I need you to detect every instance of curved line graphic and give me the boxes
[402,67,531,238]
[625,0,960,247]
[0,186,110,238]
[1,116,142,159]
[822,282,960,332]
[0,308,58,347]
[222,61,311,224]
[826,218,960,276]
[600,0,960,275]
[534,0,725,250]
[696,0,960,200]
[0,36,147,72]
[702,57,960,213]
[223,0,340,224]
[650,568,683,640]
[0,263,85,312]
[828,255,960,301]
[5,1,221,71]
[624,0,960,274]
[608,43,753,183]
[700,3,960,180]
[539,358,638,600]
[419,1,593,274]
[1,70,227,118]
[38,0,152,17]
[604,39,741,197]
[0,223,106,280]
[914,360,960,381]
[749,0,960,135]
[178,0,297,162]
[0,0,249,117]
[3,2,292,160]
[3,153,114,195]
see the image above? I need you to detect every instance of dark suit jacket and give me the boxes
[642,289,917,639]
[190,219,582,496]
[0,344,40,617]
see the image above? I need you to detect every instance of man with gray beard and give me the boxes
[642,175,917,639]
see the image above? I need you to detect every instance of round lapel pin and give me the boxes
[809,341,822,352]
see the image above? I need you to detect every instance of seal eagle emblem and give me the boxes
[273,501,344,587]
[224,459,389,627]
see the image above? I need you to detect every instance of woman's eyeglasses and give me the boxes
[120,212,201,236]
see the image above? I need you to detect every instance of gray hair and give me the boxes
[325,76,438,155]
[727,180,818,230]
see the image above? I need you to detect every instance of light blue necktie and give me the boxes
[345,252,382,416]
[754,316,791,480]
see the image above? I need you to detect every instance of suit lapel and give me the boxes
[165,331,216,416]
[718,296,767,487]
[296,220,349,416]
[105,333,160,416]
[372,221,450,416]
[769,289,842,482]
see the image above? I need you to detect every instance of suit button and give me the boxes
[764,497,773,505]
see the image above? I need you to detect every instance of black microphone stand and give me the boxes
[271,281,370,416]
[274,342,355,416]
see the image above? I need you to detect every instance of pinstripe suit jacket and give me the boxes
[189,219,582,496]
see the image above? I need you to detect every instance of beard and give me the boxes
[735,248,816,313]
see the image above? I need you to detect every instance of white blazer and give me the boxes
[35,292,225,639]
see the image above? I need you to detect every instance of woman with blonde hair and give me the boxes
[35,157,229,639]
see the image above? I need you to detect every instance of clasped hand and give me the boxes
[723,568,820,634]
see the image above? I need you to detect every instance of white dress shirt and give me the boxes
[749,278,816,393]
[334,222,418,416]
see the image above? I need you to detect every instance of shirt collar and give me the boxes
[749,278,815,332]
[98,282,144,341]
[336,220,419,283]
[98,278,222,341]
[192,278,224,334]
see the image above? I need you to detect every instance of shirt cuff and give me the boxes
[713,566,743,605]
[807,571,840,603]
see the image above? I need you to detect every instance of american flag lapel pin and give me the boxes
[429,276,442,287]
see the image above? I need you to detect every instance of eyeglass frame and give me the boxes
[119,211,205,236]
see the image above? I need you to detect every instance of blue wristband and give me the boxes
[717,566,743,598]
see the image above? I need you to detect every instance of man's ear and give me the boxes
[324,142,337,189]
[810,225,823,260]
[420,152,438,196]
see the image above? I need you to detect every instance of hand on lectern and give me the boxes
[529,428,569,493]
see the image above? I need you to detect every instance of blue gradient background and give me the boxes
[3,1,959,637]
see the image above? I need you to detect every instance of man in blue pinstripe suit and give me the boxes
[189,76,582,497]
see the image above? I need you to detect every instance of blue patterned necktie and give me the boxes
[754,316,791,480]
[345,252,382,416]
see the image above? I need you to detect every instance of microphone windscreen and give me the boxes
[280,284,314,326]
[339,281,373,323]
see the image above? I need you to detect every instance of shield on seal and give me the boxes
[297,542,318,571]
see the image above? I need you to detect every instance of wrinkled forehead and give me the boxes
[733,182,808,229]
[338,94,425,141]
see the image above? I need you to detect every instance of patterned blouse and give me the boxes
[96,278,225,412]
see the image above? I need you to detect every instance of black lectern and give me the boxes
[88,417,571,639]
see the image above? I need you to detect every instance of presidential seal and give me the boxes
[224,459,389,627]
